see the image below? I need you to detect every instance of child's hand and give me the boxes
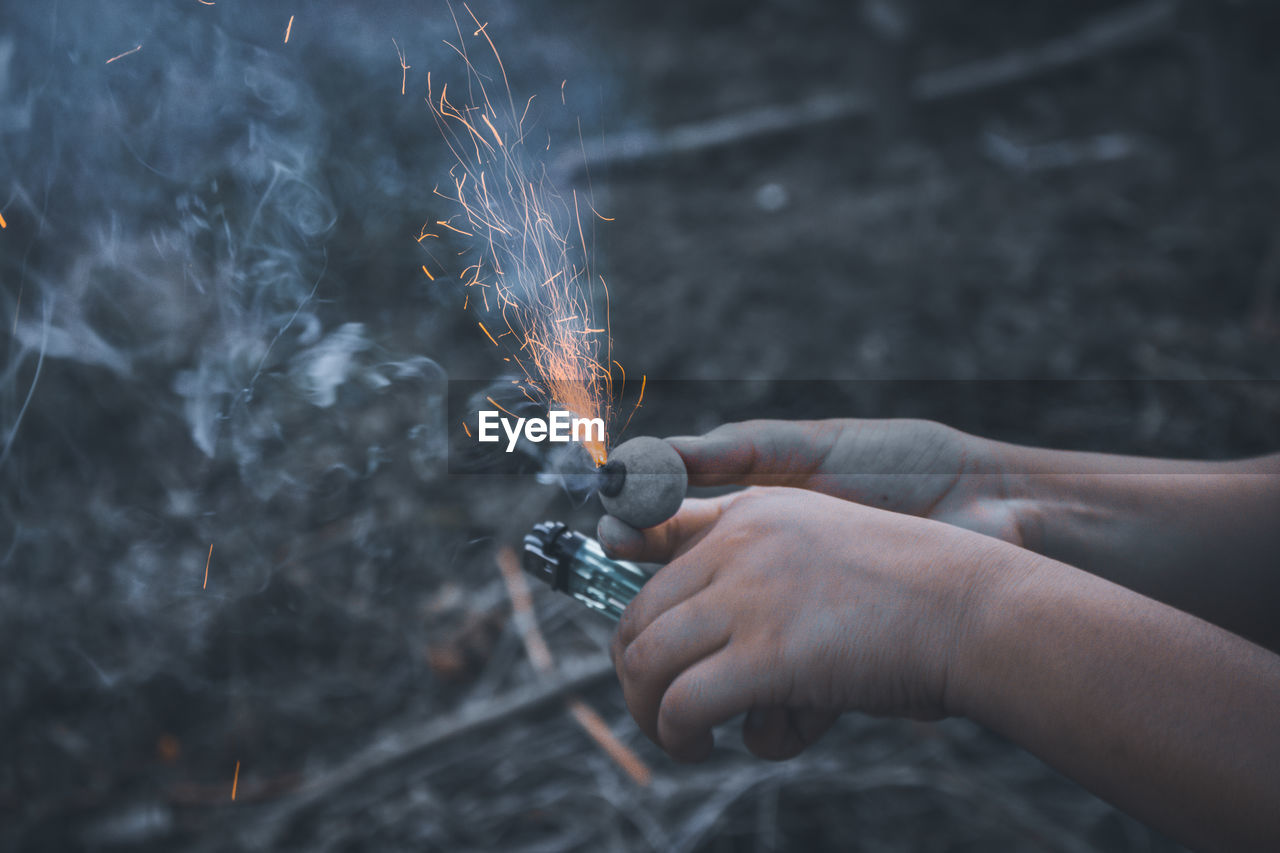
[601,487,1007,762]
[664,419,1024,544]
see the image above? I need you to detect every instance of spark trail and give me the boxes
[421,5,628,466]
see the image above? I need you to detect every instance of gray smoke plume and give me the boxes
[0,6,605,845]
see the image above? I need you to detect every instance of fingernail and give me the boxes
[597,515,643,554]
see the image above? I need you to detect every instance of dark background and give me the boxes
[2,0,1278,850]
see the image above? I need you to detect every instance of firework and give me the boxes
[422,5,625,466]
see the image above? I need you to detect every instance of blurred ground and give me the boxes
[2,0,1278,850]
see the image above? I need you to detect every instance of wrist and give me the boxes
[980,438,1128,559]
[941,538,1052,721]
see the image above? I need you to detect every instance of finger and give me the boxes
[656,649,756,763]
[615,594,732,744]
[742,706,840,761]
[597,494,734,563]
[611,542,720,655]
[672,420,976,516]
[667,420,843,489]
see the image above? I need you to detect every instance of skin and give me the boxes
[597,419,1280,853]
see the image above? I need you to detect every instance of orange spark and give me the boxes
[461,421,472,438]
[421,264,435,281]
[284,15,294,43]
[202,544,213,590]
[230,761,240,801]
[485,395,518,419]
[106,44,141,64]
[481,113,503,147]
[436,219,472,236]
[392,38,409,94]
[463,4,510,95]
[0,211,6,229]
[425,23,634,466]
[620,374,647,436]
[197,0,215,5]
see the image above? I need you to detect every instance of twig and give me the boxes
[557,0,1176,174]
[982,129,1141,173]
[670,762,1100,853]
[496,546,651,786]
[497,546,556,674]
[217,654,615,849]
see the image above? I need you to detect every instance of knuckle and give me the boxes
[619,637,651,684]
[719,524,758,556]
[705,421,743,441]
[736,485,783,507]
[609,632,627,668]
[657,682,692,732]
[615,598,644,647]
[724,492,781,533]
[914,418,956,448]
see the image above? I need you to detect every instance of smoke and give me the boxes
[0,0,485,781]
[0,4,628,847]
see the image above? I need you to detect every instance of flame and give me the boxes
[421,5,625,466]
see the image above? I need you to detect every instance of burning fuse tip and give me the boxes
[598,458,626,497]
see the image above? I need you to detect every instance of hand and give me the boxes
[602,487,1006,763]
[664,419,1023,544]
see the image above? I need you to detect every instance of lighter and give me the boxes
[522,521,651,621]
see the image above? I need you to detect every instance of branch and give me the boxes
[496,546,651,786]
[558,0,1177,174]
[215,654,616,849]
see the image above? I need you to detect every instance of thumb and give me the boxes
[666,420,842,488]
[597,495,736,563]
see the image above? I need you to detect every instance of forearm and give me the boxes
[990,443,1280,649]
[953,546,1280,853]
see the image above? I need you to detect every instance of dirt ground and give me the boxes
[2,1,1278,850]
